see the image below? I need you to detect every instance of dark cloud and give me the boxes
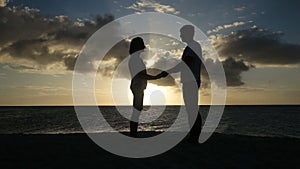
[200,57,252,87]
[1,6,288,88]
[0,6,115,72]
[103,40,131,64]
[147,52,252,87]
[221,57,253,86]
[91,39,131,76]
[3,39,62,65]
[63,56,77,71]
[213,27,300,66]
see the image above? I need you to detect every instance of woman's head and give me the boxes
[129,37,146,55]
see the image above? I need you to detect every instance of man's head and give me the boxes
[180,25,194,43]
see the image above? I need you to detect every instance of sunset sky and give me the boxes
[0,0,299,105]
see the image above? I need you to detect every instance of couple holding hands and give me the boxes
[128,25,203,143]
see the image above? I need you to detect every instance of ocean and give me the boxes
[0,106,299,138]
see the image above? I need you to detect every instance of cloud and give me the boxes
[0,6,115,73]
[127,0,180,14]
[198,57,252,87]
[234,6,246,12]
[0,72,6,78]
[3,5,296,88]
[96,39,131,76]
[0,0,9,7]
[207,21,252,34]
[211,27,300,66]
[221,57,253,86]
[0,4,253,88]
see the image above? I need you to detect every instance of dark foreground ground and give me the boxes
[0,132,299,169]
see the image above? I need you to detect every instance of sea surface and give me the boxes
[0,106,299,138]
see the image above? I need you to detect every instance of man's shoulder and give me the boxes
[191,41,201,49]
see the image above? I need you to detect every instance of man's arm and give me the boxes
[166,61,184,74]
[166,46,190,74]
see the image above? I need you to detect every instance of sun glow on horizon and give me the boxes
[143,83,168,105]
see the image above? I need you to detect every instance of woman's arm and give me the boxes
[137,70,160,80]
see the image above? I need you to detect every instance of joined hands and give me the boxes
[155,71,168,79]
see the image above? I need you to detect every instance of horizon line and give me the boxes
[0,104,299,107]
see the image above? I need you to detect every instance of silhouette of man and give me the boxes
[159,25,203,143]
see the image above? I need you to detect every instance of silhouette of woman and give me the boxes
[128,37,160,137]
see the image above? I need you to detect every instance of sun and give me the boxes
[143,83,167,105]
[124,81,167,105]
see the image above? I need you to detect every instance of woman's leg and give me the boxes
[130,90,144,137]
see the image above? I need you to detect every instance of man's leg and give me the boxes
[189,111,202,142]
[182,82,202,142]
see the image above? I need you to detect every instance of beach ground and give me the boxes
[1,132,299,169]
